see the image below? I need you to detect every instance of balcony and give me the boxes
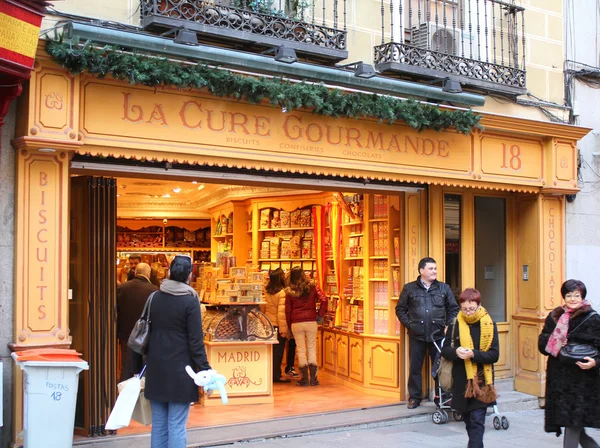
[374,0,526,95]
[140,0,348,64]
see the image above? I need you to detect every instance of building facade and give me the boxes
[1,0,591,445]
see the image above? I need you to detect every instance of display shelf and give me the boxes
[344,257,362,261]
[258,258,315,262]
[368,218,388,223]
[369,256,388,260]
[257,226,313,232]
[213,233,234,238]
[369,278,388,281]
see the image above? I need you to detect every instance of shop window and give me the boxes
[475,196,506,322]
[444,194,461,297]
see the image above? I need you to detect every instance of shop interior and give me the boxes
[69,171,417,436]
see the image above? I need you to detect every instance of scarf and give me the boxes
[545,300,592,357]
[160,279,199,300]
[457,305,497,403]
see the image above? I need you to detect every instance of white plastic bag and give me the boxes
[105,376,141,430]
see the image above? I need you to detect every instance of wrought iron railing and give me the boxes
[140,0,348,63]
[374,0,526,94]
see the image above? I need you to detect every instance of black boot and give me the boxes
[296,365,309,387]
[309,364,319,386]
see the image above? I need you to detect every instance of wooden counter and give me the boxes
[203,339,277,405]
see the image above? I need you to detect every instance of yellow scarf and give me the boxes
[457,306,497,403]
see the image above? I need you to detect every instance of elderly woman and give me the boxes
[538,279,600,448]
[441,288,499,448]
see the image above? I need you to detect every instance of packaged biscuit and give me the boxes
[301,239,312,259]
[271,210,281,228]
[280,210,291,228]
[290,236,301,259]
[290,210,301,227]
[281,240,291,258]
[260,208,271,229]
[299,209,311,227]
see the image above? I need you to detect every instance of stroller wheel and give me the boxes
[432,410,447,424]
[501,416,509,430]
[493,416,501,430]
[453,411,463,421]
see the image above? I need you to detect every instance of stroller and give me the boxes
[430,329,509,430]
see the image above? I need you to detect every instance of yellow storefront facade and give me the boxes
[8,40,589,443]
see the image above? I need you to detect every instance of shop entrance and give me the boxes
[68,158,426,438]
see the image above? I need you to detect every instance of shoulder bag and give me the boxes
[128,292,157,355]
[558,311,599,364]
[437,319,457,391]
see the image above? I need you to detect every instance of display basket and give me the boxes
[202,306,275,341]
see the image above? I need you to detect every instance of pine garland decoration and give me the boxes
[45,38,481,134]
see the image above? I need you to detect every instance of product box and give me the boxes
[280,210,291,228]
[230,267,247,280]
[260,208,271,229]
[290,210,301,227]
[280,240,291,259]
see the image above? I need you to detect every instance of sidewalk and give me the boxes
[202,409,600,448]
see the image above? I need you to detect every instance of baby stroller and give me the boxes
[431,329,463,425]
[430,329,510,430]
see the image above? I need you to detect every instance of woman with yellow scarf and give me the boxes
[441,288,499,448]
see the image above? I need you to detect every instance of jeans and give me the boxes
[463,407,486,448]
[286,337,297,370]
[150,400,191,448]
[273,327,286,379]
[408,338,440,402]
[564,426,600,448]
[291,321,318,366]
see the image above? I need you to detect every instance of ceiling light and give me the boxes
[274,46,298,64]
[197,184,205,191]
[354,62,377,79]
[116,194,120,197]
[173,187,182,193]
[192,181,198,184]
[162,193,171,198]
[38,148,56,153]
[174,28,199,46]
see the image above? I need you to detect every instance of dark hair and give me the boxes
[288,267,311,295]
[169,255,192,283]
[266,268,286,295]
[459,288,481,305]
[129,254,142,262]
[418,257,436,271]
[560,279,587,299]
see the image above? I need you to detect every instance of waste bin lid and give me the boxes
[12,348,84,362]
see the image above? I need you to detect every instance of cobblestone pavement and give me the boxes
[203,409,600,448]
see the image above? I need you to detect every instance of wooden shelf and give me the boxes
[390,296,399,301]
[348,233,364,237]
[343,221,363,227]
[374,306,388,310]
[369,278,389,281]
[344,257,363,261]
[258,258,315,262]
[369,256,388,259]
[368,218,388,222]
[213,233,234,238]
[257,226,313,232]
[390,263,400,267]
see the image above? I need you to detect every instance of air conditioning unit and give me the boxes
[410,22,461,55]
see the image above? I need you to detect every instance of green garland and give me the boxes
[45,39,481,134]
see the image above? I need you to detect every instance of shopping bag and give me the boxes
[106,376,141,430]
[131,377,152,425]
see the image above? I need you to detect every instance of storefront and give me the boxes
[8,43,590,443]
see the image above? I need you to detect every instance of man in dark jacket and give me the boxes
[116,262,158,382]
[395,257,458,409]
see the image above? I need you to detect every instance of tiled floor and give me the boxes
[114,372,400,437]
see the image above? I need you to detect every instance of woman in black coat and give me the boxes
[134,255,211,448]
[442,288,499,448]
[538,279,600,448]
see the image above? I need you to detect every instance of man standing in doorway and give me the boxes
[395,257,458,409]
[117,262,158,382]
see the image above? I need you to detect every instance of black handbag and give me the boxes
[128,292,157,355]
[558,311,598,364]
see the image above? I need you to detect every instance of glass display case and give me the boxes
[202,303,275,341]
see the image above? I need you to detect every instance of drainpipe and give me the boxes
[64,22,485,107]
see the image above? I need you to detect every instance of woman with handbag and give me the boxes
[441,288,499,448]
[133,255,211,448]
[538,279,600,448]
[285,267,327,387]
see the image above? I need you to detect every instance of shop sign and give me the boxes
[209,345,270,396]
[0,0,43,70]
[542,198,562,308]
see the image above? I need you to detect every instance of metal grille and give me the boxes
[375,0,526,94]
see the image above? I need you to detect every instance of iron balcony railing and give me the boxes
[374,0,526,95]
[140,0,348,64]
